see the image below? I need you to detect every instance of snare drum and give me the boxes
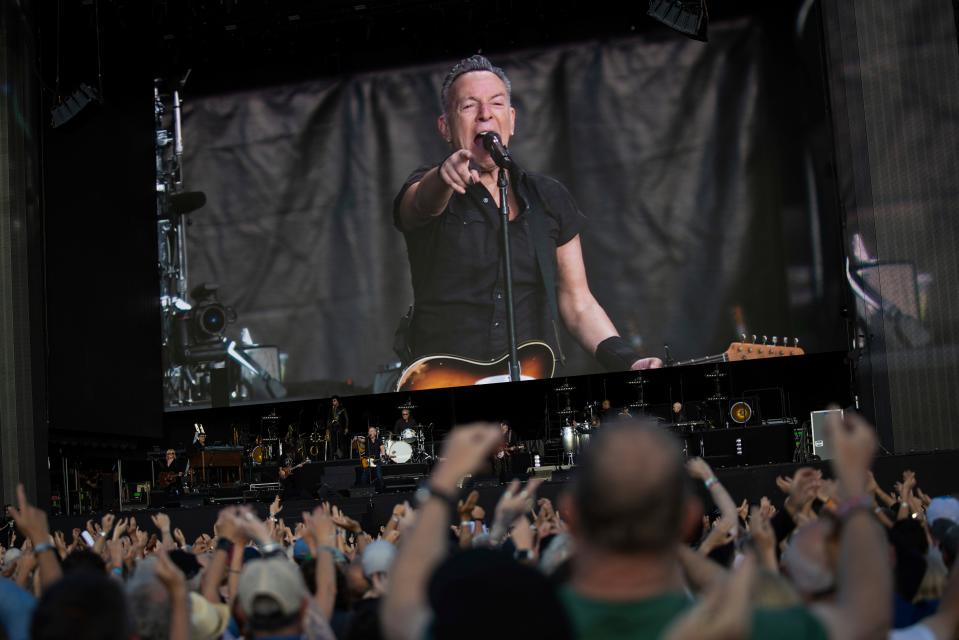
[400,428,418,442]
[386,439,412,464]
[251,445,266,465]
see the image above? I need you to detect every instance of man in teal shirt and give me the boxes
[558,417,891,639]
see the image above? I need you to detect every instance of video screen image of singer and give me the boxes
[158,26,846,409]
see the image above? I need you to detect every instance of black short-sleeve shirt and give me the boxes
[394,165,585,361]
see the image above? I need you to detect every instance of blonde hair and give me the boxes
[914,561,948,603]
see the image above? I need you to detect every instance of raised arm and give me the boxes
[556,236,661,370]
[8,484,62,591]
[382,423,501,640]
[687,458,740,537]
[397,151,479,230]
[811,412,892,640]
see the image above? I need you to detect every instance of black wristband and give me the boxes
[216,538,234,553]
[595,336,641,371]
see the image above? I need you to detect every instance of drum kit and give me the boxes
[351,426,432,464]
[249,419,328,467]
[554,380,598,466]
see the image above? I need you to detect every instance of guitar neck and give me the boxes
[671,352,729,367]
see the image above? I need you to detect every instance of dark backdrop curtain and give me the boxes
[183,20,832,391]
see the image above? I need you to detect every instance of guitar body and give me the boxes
[279,459,311,479]
[396,341,556,392]
[158,470,181,488]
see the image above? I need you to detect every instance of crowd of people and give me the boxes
[1,412,958,639]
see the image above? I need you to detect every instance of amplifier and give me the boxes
[810,409,843,460]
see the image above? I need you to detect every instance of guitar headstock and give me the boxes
[724,335,804,361]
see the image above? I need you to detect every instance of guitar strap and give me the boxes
[525,177,566,365]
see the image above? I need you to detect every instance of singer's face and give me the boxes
[440,71,515,172]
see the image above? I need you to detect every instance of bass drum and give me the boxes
[251,445,266,465]
[386,440,412,464]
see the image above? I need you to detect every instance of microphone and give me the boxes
[478,131,513,169]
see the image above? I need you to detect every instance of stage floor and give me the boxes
[47,449,959,540]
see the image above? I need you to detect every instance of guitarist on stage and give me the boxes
[159,449,187,496]
[393,54,662,374]
[491,420,524,483]
[359,426,386,492]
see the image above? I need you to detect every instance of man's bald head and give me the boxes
[572,420,690,553]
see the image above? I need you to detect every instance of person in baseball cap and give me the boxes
[235,557,310,638]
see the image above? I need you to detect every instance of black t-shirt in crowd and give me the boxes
[394,165,585,361]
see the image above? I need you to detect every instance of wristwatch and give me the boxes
[414,484,459,511]
[513,549,534,562]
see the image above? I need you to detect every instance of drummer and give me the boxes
[394,408,418,436]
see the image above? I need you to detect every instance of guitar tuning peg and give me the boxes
[762,335,768,345]
[740,333,747,343]
[771,336,778,346]
[751,334,757,344]
[783,336,789,346]
[793,337,800,347]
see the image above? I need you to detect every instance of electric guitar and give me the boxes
[158,470,184,489]
[278,458,311,479]
[395,336,804,392]
[670,337,804,366]
[361,452,397,469]
[395,341,556,392]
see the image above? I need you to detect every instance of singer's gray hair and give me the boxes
[441,54,512,115]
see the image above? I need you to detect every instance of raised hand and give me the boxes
[784,468,821,519]
[154,545,187,595]
[826,410,878,500]
[7,484,51,545]
[686,458,716,482]
[331,506,362,535]
[151,512,171,534]
[100,513,116,537]
[698,517,735,556]
[112,518,129,541]
[511,515,536,555]
[439,149,480,195]
[215,506,244,544]
[737,499,749,522]
[758,496,776,520]
[491,479,544,543]
[748,506,777,571]
[173,528,187,548]
[432,423,503,490]
[269,495,283,518]
[457,491,480,524]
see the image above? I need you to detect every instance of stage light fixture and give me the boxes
[730,401,752,424]
[647,0,708,42]
[50,83,100,128]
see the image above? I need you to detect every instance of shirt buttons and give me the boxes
[496,293,503,300]
[483,197,489,204]
[493,321,500,327]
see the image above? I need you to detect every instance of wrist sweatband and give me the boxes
[34,542,55,555]
[595,336,641,371]
[216,538,234,553]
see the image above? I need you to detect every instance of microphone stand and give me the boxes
[497,167,521,382]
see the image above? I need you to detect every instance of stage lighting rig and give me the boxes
[647,0,708,41]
